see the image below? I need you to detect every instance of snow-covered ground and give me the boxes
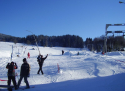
[0,42,125,91]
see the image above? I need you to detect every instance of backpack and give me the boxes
[37,56,41,62]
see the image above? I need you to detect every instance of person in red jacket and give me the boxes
[27,52,30,59]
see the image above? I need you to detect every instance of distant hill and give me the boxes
[0,33,13,38]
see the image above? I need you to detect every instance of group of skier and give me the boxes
[6,54,48,90]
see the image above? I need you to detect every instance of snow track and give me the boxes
[0,57,10,77]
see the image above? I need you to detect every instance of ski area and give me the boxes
[0,42,125,91]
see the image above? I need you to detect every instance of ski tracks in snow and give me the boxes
[0,57,11,77]
[1,43,125,87]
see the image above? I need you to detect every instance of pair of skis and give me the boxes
[18,86,35,90]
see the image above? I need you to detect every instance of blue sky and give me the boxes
[0,0,125,40]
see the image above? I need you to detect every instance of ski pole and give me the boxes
[0,79,8,81]
[11,45,13,61]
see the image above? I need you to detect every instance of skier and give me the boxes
[77,52,79,55]
[18,58,30,89]
[62,50,64,55]
[6,62,18,90]
[37,54,48,75]
[27,52,30,59]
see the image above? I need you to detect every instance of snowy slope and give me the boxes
[0,42,125,91]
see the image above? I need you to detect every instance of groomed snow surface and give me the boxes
[0,42,125,91]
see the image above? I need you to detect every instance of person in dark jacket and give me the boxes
[37,54,48,75]
[62,50,64,55]
[17,58,30,89]
[6,61,18,90]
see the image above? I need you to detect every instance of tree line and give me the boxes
[0,33,84,48]
[1,33,125,51]
[85,36,125,52]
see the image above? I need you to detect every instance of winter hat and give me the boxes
[41,55,43,58]
[11,61,14,64]
[23,58,27,62]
